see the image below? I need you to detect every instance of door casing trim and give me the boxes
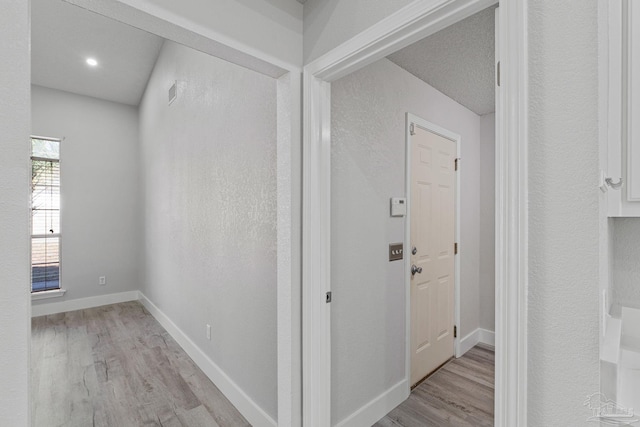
[302,0,529,425]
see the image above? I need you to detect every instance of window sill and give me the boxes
[31,289,66,301]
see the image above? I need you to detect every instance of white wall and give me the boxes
[330,57,483,425]
[528,0,600,424]
[31,86,140,305]
[303,0,414,63]
[611,219,640,314]
[0,1,31,425]
[479,113,495,331]
[139,41,278,420]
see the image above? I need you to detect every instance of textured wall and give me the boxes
[0,0,30,424]
[139,41,278,419]
[479,113,495,331]
[330,58,482,424]
[303,0,413,63]
[388,5,496,115]
[528,0,600,424]
[31,85,141,305]
[611,219,640,313]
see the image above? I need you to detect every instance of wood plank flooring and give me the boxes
[31,301,249,427]
[374,345,495,427]
[32,301,493,427]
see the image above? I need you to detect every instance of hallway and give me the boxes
[375,345,494,427]
[31,302,248,427]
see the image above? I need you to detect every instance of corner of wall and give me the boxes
[0,1,31,424]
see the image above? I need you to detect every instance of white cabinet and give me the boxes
[627,0,640,202]
[604,0,640,216]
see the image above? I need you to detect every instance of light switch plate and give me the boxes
[389,243,404,261]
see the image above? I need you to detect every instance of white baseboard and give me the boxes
[459,328,480,356]
[31,290,139,317]
[138,292,276,427]
[459,327,496,356]
[478,328,495,347]
[336,380,408,427]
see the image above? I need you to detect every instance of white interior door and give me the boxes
[410,124,456,387]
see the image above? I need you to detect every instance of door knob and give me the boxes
[412,246,417,255]
[411,265,422,276]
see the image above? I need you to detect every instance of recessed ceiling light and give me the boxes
[86,58,98,67]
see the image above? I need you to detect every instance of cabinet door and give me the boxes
[606,0,640,216]
[628,0,640,202]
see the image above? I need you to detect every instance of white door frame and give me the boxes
[59,1,302,426]
[302,0,529,425]
[404,114,462,387]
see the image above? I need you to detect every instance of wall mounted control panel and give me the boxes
[390,197,407,217]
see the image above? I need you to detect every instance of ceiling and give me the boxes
[31,0,492,112]
[31,0,164,106]
[387,6,496,115]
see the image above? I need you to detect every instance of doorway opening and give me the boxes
[320,3,500,426]
[29,0,300,425]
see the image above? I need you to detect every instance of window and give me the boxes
[31,137,61,292]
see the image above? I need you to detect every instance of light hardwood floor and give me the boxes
[31,301,249,427]
[374,345,495,427]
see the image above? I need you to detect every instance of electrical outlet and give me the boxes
[99,276,106,285]
[206,324,211,340]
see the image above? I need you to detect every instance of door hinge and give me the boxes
[497,61,501,87]
[455,158,459,171]
[326,291,332,303]
[454,325,457,338]
[454,242,458,255]
[410,123,415,135]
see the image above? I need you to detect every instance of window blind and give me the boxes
[31,137,61,292]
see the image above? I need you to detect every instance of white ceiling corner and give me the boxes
[31,0,164,106]
[387,6,496,115]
